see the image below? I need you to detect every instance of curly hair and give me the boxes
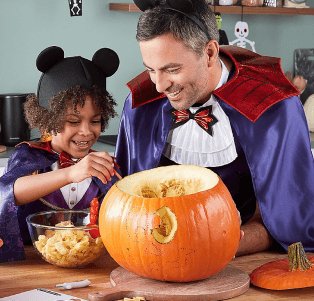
[24,85,117,135]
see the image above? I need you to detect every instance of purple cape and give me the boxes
[0,144,117,262]
[115,94,314,252]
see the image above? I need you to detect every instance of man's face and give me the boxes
[139,33,220,110]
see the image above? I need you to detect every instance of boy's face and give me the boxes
[51,95,101,158]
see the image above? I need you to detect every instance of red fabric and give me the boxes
[58,151,79,168]
[172,106,217,135]
[127,46,299,122]
[18,141,54,153]
[127,71,165,108]
[17,141,81,168]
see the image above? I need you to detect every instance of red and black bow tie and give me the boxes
[171,105,218,136]
[59,152,80,168]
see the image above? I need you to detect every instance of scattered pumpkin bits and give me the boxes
[250,242,314,290]
[99,165,240,282]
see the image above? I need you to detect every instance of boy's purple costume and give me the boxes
[116,46,314,252]
[0,142,117,262]
[0,45,120,263]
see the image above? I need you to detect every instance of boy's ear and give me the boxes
[36,46,64,73]
[92,48,120,77]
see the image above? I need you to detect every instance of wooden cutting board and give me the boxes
[88,265,250,301]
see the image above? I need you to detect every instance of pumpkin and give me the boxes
[250,242,314,290]
[99,165,240,282]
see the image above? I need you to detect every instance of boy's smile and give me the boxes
[51,95,102,159]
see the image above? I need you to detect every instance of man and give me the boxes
[115,0,314,255]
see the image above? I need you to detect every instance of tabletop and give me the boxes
[1,246,314,300]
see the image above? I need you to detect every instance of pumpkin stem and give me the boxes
[288,242,312,272]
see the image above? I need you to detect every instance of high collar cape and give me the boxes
[127,45,298,122]
[115,46,314,253]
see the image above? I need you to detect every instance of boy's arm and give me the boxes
[14,151,115,205]
[14,168,72,205]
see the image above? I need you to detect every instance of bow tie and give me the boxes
[171,105,218,136]
[58,152,80,168]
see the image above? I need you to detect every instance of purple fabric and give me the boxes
[115,93,314,252]
[43,181,99,210]
[0,144,117,262]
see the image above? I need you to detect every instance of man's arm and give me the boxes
[236,205,273,256]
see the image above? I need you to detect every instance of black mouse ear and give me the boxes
[133,0,158,11]
[92,48,120,77]
[167,0,193,13]
[36,46,64,73]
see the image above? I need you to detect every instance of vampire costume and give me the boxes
[0,46,119,262]
[115,46,314,252]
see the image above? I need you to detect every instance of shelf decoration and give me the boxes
[284,0,309,8]
[108,3,314,15]
[215,12,229,45]
[229,7,256,52]
[68,0,82,16]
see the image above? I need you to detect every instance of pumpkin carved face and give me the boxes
[99,165,240,282]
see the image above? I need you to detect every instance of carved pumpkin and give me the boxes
[99,165,240,282]
[250,242,314,290]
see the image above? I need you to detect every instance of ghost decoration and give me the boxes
[229,21,256,52]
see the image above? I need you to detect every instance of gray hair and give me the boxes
[136,0,219,56]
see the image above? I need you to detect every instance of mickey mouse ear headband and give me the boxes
[133,0,210,40]
[36,46,119,109]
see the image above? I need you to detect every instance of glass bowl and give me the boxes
[26,210,104,268]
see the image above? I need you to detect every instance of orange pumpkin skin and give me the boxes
[250,256,314,290]
[99,166,240,282]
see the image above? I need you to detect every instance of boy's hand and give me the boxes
[67,152,115,184]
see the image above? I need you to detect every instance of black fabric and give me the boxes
[38,57,104,108]
[36,46,119,108]
[159,134,256,225]
[219,29,229,46]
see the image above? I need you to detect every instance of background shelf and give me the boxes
[109,3,314,15]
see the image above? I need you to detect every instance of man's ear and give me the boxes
[205,40,219,67]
